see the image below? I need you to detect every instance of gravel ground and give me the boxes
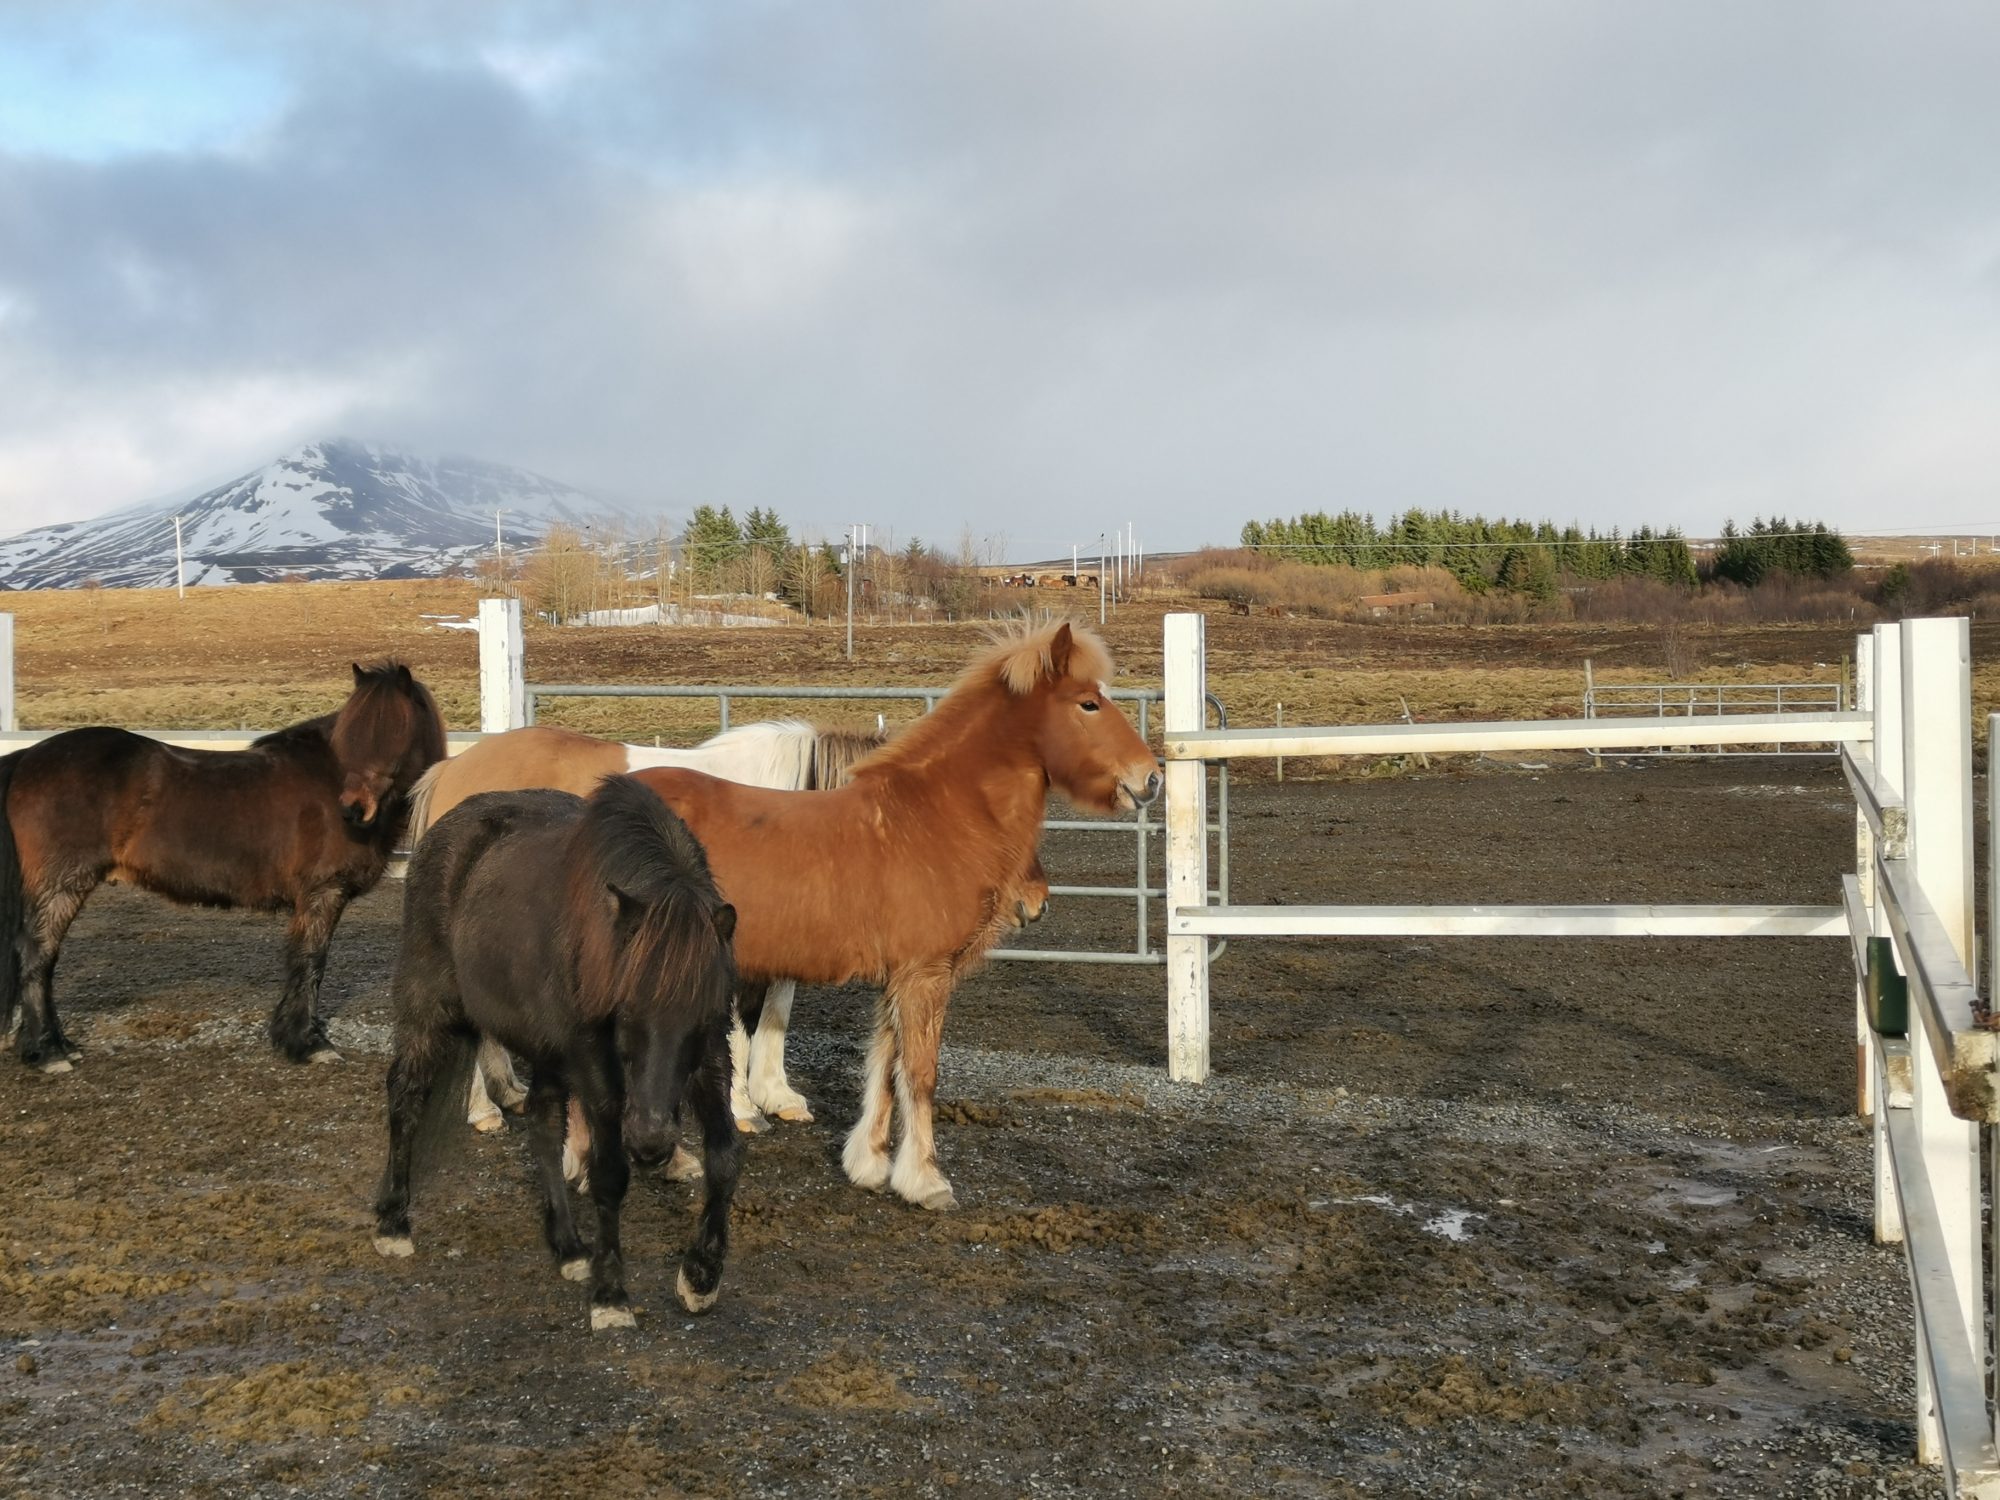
[0,759,1941,1498]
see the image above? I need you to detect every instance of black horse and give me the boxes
[372,776,743,1331]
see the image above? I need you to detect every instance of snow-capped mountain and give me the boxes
[0,440,654,589]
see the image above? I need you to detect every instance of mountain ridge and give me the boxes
[0,440,655,589]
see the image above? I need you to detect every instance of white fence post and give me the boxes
[1164,612,1210,1083]
[0,613,15,733]
[1871,624,1907,1249]
[478,598,525,733]
[1853,632,1873,1120]
[1901,616,1978,1468]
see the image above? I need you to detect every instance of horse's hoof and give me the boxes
[373,1235,415,1259]
[560,1258,590,1283]
[733,1110,769,1135]
[916,1185,959,1212]
[771,1101,814,1124]
[664,1145,705,1182]
[39,1058,73,1076]
[676,1267,720,1314]
[590,1303,637,1332]
[843,1149,892,1192]
[308,1047,343,1066]
[469,1111,506,1135]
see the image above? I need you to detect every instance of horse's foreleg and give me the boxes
[676,1017,744,1314]
[272,886,349,1064]
[524,1076,588,1277]
[576,1078,634,1332]
[467,1036,526,1133]
[13,886,90,1073]
[887,970,957,1212]
[840,990,899,1192]
[747,977,812,1123]
[372,1029,455,1258]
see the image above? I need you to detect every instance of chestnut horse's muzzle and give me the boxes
[1119,771,1163,809]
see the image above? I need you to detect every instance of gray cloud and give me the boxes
[1,1,1996,553]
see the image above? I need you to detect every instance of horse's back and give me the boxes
[401,788,586,1056]
[424,727,623,829]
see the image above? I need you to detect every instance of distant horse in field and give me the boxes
[372,777,741,1331]
[634,619,1158,1210]
[0,662,445,1071]
[405,718,1051,1143]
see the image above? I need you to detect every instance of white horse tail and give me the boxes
[403,758,449,845]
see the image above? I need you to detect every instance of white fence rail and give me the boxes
[1161,611,2000,1492]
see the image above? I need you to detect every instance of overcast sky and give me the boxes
[1,1,1995,556]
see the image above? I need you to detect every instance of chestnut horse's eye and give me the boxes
[1079,700,1100,713]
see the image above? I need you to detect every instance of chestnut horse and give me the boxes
[406,718,1051,1146]
[635,619,1158,1210]
[0,662,445,1070]
[373,777,741,1330]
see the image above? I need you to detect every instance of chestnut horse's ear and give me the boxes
[1047,623,1074,679]
[713,902,737,946]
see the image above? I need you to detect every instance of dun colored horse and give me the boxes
[405,718,1050,1147]
[635,619,1159,1210]
[372,777,741,1330]
[0,662,445,1070]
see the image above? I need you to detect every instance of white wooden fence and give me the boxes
[1162,610,2000,1493]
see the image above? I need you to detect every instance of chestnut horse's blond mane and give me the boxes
[846,619,1115,780]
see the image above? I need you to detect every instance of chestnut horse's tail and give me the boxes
[0,752,21,1035]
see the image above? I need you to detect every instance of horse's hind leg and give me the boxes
[467,1036,527,1133]
[840,989,899,1192]
[524,1076,590,1280]
[676,1016,745,1314]
[271,886,350,1064]
[887,969,957,1212]
[747,977,813,1123]
[14,884,92,1073]
[727,985,769,1135]
[372,1026,456,1258]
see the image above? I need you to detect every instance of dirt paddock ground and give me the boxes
[1,760,1935,1498]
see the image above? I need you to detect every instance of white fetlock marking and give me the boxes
[373,1235,415,1259]
[562,1143,584,1184]
[590,1304,637,1332]
[664,1144,705,1182]
[308,1048,343,1065]
[560,1258,590,1282]
[677,1267,720,1314]
[842,1127,891,1191]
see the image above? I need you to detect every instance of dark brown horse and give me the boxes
[373,777,742,1330]
[0,662,445,1071]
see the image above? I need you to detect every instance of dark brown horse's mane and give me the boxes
[845,618,1115,780]
[251,660,445,764]
[563,776,735,1024]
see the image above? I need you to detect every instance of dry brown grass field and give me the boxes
[4,579,1992,774]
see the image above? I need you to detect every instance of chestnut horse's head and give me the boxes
[989,621,1160,815]
[331,662,448,832]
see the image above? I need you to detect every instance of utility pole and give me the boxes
[172,515,185,599]
[493,509,506,583]
[1099,535,1107,625]
[845,523,859,660]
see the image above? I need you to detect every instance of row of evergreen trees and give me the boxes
[1239,509,1850,595]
